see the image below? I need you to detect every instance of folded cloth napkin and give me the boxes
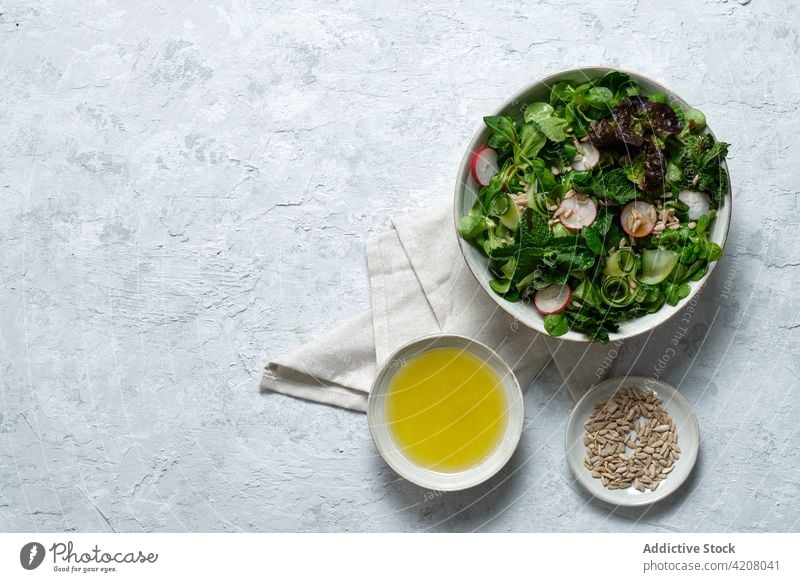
[260,202,616,411]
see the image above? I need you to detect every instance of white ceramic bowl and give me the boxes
[565,375,700,507]
[454,67,732,342]
[367,334,524,491]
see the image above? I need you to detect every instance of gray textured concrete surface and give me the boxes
[1,0,799,532]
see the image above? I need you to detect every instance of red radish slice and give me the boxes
[571,143,600,171]
[558,196,597,231]
[620,200,657,238]
[535,284,572,315]
[678,190,711,220]
[470,146,499,186]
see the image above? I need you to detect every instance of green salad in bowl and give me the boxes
[456,69,731,343]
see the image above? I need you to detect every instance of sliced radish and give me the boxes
[678,190,711,220]
[558,195,597,231]
[534,284,572,315]
[571,143,600,171]
[470,146,499,186]
[620,200,657,238]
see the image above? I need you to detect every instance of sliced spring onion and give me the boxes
[603,248,636,277]
[491,194,509,215]
[528,187,554,218]
[502,203,520,230]
[618,249,636,272]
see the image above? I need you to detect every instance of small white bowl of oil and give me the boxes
[367,334,524,491]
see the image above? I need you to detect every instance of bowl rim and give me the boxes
[453,66,733,343]
[366,333,524,491]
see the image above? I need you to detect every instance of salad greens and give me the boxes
[459,70,729,343]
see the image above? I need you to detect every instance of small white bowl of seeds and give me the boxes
[565,375,700,507]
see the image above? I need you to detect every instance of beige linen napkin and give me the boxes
[260,203,615,411]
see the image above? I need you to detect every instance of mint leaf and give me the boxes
[591,168,638,205]
[679,133,730,205]
[519,208,552,248]
[542,246,595,271]
[583,227,604,255]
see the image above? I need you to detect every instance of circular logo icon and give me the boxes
[20,542,45,570]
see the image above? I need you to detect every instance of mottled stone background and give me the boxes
[1,0,798,532]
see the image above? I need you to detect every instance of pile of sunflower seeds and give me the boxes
[583,387,680,492]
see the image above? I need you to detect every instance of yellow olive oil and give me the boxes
[385,347,508,473]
